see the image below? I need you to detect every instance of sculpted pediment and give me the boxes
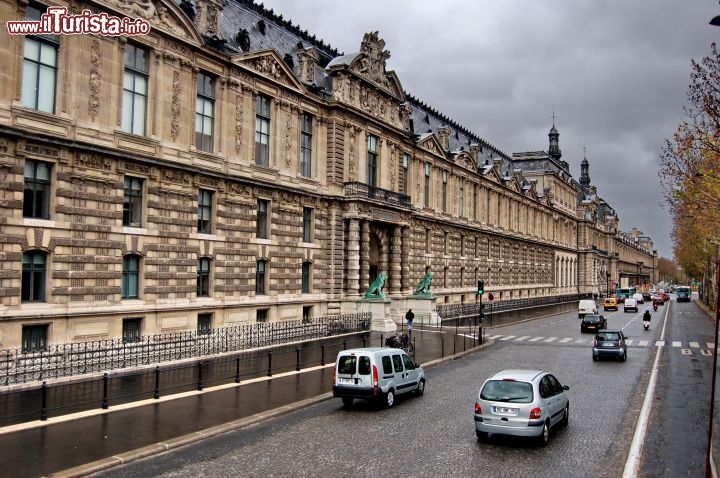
[99,0,202,43]
[417,134,446,158]
[455,152,476,172]
[234,50,305,92]
[327,32,405,101]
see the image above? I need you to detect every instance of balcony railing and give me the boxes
[437,293,590,320]
[344,181,411,208]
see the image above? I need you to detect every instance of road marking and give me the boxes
[575,338,588,344]
[639,340,649,346]
[528,337,544,342]
[559,338,573,343]
[689,342,700,348]
[701,350,713,356]
[500,335,516,341]
[681,349,692,355]
[708,343,715,349]
[655,341,665,347]
[672,341,681,347]
[625,340,633,346]
[487,335,503,340]
[514,336,531,341]
[543,337,557,343]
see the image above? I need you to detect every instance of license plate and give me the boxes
[339,378,355,384]
[492,406,517,416]
[602,343,615,347]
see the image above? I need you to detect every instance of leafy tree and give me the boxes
[659,43,720,304]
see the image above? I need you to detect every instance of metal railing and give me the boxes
[343,181,411,208]
[437,293,590,320]
[0,313,370,386]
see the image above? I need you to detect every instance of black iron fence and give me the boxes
[0,313,370,387]
[437,293,590,320]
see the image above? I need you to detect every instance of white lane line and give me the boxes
[639,340,649,347]
[559,338,573,343]
[575,339,588,344]
[672,341,681,347]
[528,337,544,342]
[500,335,516,341]
[543,337,557,343]
[514,336,531,342]
[708,343,715,349]
[689,342,700,348]
[655,341,665,347]
[625,340,633,346]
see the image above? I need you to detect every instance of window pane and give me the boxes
[39,42,57,65]
[21,61,39,108]
[132,95,146,135]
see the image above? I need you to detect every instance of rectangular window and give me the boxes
[197,313,212,335]
[198,189,213,233]
[442,170,448,212]
[424,162,431,208]
[23,159,51,219]
[302,305,313,322]
[300,113,313,177]
[302,261,311,294]
[121,44,149,135]
[21,251,46,302]
[256,260,266,295]
[22,324,48,353]
[22,7,58,113]
[255,95,270,166]
[460,235,465,257]
[256,309,268,323]
[197,258,210,297]
[256,199,269,239]
[123,176,143,227]
[459,178,465,217]
[367,134,378,189]
[122,255,140,299]
[402,153,409,195]
[195,72,215,152]
[302,207,313,243]
[122,318,142,343]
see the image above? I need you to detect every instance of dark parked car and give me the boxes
[642,292,652,302]
[592,330,627,362]
[580,314,607,333]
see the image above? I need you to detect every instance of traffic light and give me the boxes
[477,280,484,295]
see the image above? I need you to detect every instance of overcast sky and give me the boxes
[259,0,719,259]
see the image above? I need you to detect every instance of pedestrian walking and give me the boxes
[405,308,414,335]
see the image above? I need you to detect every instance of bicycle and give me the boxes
[385,332,415,354]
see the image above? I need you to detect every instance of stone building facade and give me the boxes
[0,0,655,349]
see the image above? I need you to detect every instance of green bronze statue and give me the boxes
[365,271,388,299]
[414,272,433,296]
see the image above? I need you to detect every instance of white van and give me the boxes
[578,299,598,318]
[624,298,638,312]
[332,347,425,408]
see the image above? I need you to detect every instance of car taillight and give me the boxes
[618,339,624,346]
[474,402,482,415]
[529,407,542,419]
[333,368,336,383]
[593,339,597,347]
[372,364,378,387]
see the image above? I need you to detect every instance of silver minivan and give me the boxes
[333,347,425,408]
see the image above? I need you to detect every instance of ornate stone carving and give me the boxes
[234,92,243,154]
[285,114,293,167]
[25,144,60,157]
[171,70,181,141]
[353,31,391,90]
[106,0,182,34]
[0,138,7,153]
[76,154,111,171]
[88,38,101,121]
[247,55,286,84]
[348,125,356,180]
[162,169,190,184]
[296,46,319,83]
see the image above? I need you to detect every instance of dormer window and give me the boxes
[257,19,266,35]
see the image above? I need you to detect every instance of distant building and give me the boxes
[0,0,654,349]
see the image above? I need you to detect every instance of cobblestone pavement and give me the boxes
[93,333,651,478]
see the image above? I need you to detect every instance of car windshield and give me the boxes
[596,332,620,342]
[480,380,533,403]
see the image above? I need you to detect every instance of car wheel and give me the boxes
[385,389,395,408]
[416,379,425,396]
[538,422,550,446]
[342,397,353,407]
[476,430,489,441]
[560,403,569,427]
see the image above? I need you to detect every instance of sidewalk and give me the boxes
[0,326,487,478]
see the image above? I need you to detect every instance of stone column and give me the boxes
[347,219,360,297]
[390,225,402,297]
[359,220,370,293]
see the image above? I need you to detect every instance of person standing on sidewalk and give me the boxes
[405,309,414,335]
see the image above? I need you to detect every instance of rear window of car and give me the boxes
[480,380,533,403]
[583,315,601,323]
[596,332,620,341]
[338,356,356,374]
